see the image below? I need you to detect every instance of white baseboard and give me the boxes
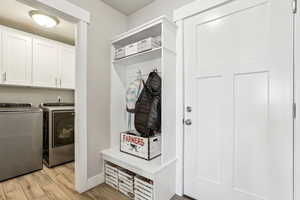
[85,173,104,191]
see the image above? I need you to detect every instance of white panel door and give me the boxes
[183,1,293,200]
[60,45,75,89]
[33,39,59,88]
[2,31,32,85]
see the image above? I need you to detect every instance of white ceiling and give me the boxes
[0,0,75,45]
[102,0,154,15]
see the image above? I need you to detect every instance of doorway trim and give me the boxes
[17,0,90,193]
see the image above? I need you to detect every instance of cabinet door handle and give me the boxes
[60,79,62,88]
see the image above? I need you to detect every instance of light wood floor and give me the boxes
[0,162,189,200]
[0,162,131,200]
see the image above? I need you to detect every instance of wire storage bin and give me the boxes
[118,168,135,199]
[104,161,155,200]
[105,162,119,190]
[134,176,154,200]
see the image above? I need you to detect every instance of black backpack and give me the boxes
[134,71,161,137]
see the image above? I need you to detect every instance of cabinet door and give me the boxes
[2,31,32,85]
[60,46,75,89]
[33,39,59,88]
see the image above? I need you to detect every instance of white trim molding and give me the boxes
[74,21,89,193]
[86,173,105,191]
[17,0,90,193]
[175,19,184,196]
[173,0,233,21]
[173,0,268,22]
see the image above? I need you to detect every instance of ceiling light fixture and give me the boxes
[29,10,59,28]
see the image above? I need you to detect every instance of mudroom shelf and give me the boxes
[104,16,177,200]
[113,47,162,65]
[109,15,177,164]
[102,148,176,180]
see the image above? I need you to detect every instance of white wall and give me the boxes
[66,0,128,179]
[0,87,74,106]
[128,0,195,28]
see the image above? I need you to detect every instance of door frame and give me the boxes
[174,0,294,197]
[17,0,90,193]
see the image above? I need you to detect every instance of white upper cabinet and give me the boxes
[0,25,75,90]
[33,39,60,88]
[59,46,75,89]
[2,30,32,85]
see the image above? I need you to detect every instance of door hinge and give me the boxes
[293,102,297,119]
[293,0,298,14]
